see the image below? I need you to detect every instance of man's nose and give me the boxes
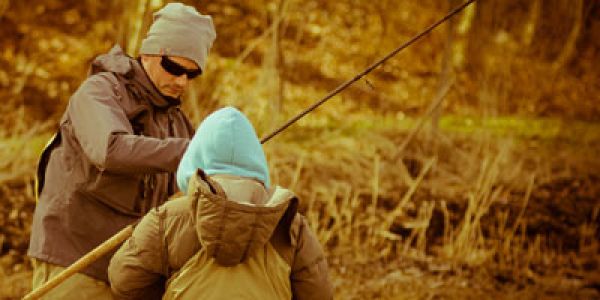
[174,74,188,87]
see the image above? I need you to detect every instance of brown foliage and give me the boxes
[0,0,599,298]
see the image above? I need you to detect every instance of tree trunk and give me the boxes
[431,0,460,134]
[0,0,9,18]
[117,0,160,57]
[551,0,583,72]
[522,0,540,47]
[272,0,288,115]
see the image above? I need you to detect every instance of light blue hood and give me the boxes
[176,107,270,194]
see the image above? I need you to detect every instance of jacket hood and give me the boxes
[176,106,270,194]
[188,170,297,266]
[90,45,178,108]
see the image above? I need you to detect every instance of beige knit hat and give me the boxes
[139,3,216,72]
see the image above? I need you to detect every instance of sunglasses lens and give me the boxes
[160,56,202,79]
[161,56,186,76]
[187,69,202,79]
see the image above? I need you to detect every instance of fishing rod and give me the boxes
[23,1,476,299]
[260,0,476,144]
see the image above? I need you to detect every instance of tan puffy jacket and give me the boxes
[108,170,333,300]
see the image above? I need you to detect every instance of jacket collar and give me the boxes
[130,57,182,108]
[90,45,181,109]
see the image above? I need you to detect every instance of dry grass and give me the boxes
[0,108,598,299]
[1,1,599,296]
[0,271,31,300]
[263,120,599,298]
[1,50,599,297]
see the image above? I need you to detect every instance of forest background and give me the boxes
[0,0,599,299]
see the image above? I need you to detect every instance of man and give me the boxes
[108,107,333,299]
[28,3,216,298]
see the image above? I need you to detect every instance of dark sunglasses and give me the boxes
[160,56,202,79]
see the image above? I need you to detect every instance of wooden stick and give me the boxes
[23,225,134,300]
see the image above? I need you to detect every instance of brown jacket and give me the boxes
[28,45,194,282]
[108,171,333,300]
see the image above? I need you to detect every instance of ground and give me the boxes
[1,116,599,299]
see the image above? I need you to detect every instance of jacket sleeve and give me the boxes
[290,216,334,300]
[108,208,167,299]
[68,73,189,174]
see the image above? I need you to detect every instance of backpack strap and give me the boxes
[269,198,300,268]
[35,132,61,202]
[156,205,172,277]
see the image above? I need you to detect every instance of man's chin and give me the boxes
[160,90,182,98]
[163,91,181,98]
[158,90,182,103]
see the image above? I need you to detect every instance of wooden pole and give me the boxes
[22,225,134,300]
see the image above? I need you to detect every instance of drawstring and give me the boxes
[156,205,171,277]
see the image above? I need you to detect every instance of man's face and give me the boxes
[141,54,200,98]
